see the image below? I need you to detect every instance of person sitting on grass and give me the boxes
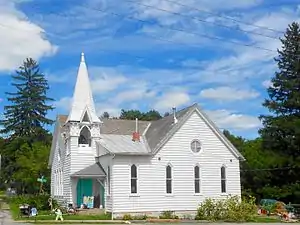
[53,207,64,221]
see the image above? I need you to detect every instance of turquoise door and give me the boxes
[76,179,93,207]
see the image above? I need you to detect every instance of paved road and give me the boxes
[12,223,296,225]
[0,210,27,225]
[0,211,297,225]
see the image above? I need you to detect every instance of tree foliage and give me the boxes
[258,22,300,201]
[119,109,162,121]
[0,58,54,139]
[0,58,52,194]
[101,111,110,119]
[13,141,51,194]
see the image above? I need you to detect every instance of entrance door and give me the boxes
[76,179,93,207]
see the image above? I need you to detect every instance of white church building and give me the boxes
[48,53,245,217]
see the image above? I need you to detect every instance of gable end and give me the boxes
[151,104,245,161]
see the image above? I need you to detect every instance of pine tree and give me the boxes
[0,58,54,138]
[259,22,300,200]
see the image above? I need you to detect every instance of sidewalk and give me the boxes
[0,210,28,225]
[16,219,126,223]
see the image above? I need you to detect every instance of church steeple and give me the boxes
[66,53,101,124]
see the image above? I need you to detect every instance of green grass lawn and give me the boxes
[251,215,282,223]
[17,213,112,221]
[8,202,112,221]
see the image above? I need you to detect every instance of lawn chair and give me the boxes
[18,204,31,218]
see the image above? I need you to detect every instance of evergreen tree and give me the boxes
[0,58,54,138]
[259,22,300,201]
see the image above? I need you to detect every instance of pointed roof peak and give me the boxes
[66,53,101,124]
[81,52,85,62]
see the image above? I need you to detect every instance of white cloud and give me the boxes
[205,109,261,130]
[96,103,121,118]
[89,67,127,94]
[154,91,190,111]
[91,75,127,94]
[0,1,57,71]
[262,80,273,88]
[54,97,72,111]
[200,86,260,101]
[112,82,156,104]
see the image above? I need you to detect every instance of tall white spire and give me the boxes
[66,53,101,123]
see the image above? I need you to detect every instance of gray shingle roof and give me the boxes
[55,103,245,161]
[145,104,194,150]
[101,119,150,135]
[97,134,150,155]
[57,116,150,135]
[71,162,106,177]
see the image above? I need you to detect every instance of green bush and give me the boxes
[122,214,133,220]
[133,214,147,220]
[195,195,257,222]
[8,194,58,210]
[159,211,179,219]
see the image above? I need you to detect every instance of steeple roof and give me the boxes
[66,53,101,123]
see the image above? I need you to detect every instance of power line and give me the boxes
[0,3,283,53]
[129,0,280,40]
[1,2,297,58]
[81,4,277,53]
[160,0,286,34]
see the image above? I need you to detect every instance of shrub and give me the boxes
[195,195,257,222]
[122,214,133,220]
[133,214,147,220]
[159,211,179,219]
[8,194,58,210]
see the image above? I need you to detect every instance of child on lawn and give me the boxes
[54,208,64,221]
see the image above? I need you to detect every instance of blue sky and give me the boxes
[0,0,299,139]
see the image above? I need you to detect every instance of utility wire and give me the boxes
[129,0,280,40]
[0,3,280,52]
[160,0,286,34]
[80,4,277,53]
[1,2,298,59]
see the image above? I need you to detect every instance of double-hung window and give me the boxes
[131,164,138,194]
[166,165,172,194]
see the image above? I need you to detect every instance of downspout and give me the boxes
[111,153,116,220]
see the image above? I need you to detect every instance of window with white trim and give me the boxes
[58,169,61,195]
[221,166,226,193]
[107,166,111,195]
[130,164,137,194]
[78,126,91,146]
[166,165,172,194]
[194,165,200,193]
[191,139,202,153]
[61,169,64,195]
[55,170,58,195]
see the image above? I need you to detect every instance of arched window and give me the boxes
[194,165,200,193]
[107,166,111,195]
[166,165,172,194]
[61,169,64,196]
[78,126,91,146]
[130,164,138,194]
[221,166,226,193]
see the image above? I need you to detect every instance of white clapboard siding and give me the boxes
[111,111,241,213]
[99,154,113,211]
